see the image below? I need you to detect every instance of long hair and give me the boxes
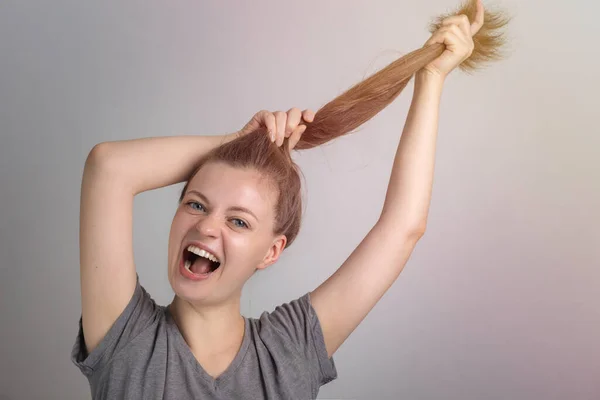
[180,0,510,247]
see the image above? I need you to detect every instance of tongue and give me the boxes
[191,257,213,274]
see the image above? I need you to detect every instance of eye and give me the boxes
[186,201,206,212]
[231,218,248,229]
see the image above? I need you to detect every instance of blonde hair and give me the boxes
[180,0,511,247]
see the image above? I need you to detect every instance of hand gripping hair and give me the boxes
[181,0,511,248]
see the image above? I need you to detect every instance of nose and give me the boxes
[195,213,220,238]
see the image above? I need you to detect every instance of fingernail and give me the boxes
[269,131,274,142]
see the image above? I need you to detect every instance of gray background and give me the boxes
[1,1,598,399]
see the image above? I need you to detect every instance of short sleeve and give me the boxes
[71,275,160,377]
[260,291,338,387]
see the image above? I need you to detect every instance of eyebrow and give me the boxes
[186,190,259,222]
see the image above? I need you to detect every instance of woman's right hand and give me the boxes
[236,108,315,150]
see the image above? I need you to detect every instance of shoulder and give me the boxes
[246,292,337,387]
[72,277,168,377]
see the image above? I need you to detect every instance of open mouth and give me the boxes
[182,245,221,276]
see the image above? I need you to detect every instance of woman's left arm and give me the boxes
[310,72,443,358]
[311,1,484,358]
[378,70,444,233]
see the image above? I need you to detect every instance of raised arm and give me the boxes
[310,1,486,358]
[79,104,317,354]
[79,133,236,354]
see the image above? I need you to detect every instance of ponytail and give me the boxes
[182,0,510,248]
[294,0,510,150]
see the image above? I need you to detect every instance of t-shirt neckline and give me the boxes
[164,307,251,388]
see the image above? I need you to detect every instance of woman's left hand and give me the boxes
[421,0,485,79]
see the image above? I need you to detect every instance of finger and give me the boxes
[288,124,307,151]
[424,26,454,47]
[302,109,315,123]
[441,14,471,37]
[285,107,303,138]
[447,24,467,41]
[470,0,485,36]
[274,111,287,146]
[425,29,464,50]
[258,111,277,142]
[436,24,465,40]
[424,31,443,47]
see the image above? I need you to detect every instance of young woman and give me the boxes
[72,1,508,398]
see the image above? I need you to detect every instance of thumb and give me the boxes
[239,110,270,137]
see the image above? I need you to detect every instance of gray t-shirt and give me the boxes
[71,276,337,399]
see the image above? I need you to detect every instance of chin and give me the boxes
[169,274,209,303]
[169,264,222,302]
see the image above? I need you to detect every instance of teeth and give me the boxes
[184,259,209,276]
[184,260,192,273]
[187,245,219,263]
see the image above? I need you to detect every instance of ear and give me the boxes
[256,234,287,270]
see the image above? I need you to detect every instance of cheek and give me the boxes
[226,232,271,266]
[171,209,196,234]
[168,213,191,258]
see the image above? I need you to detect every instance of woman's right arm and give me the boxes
[79,133,237,354]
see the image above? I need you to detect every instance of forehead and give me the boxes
[187,162,276,214]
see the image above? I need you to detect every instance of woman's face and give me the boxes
[168,161,285,306]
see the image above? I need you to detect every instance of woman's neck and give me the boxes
[168,295,246,356]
